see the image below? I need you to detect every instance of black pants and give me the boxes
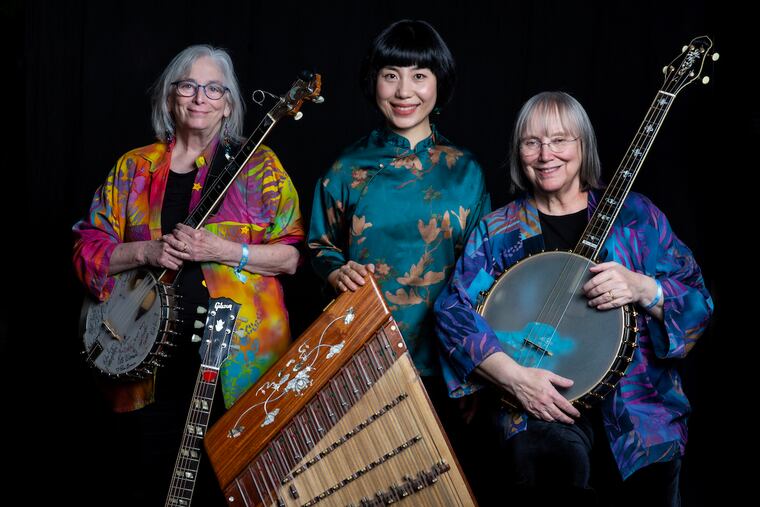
[96,333,228,507]
[474,401,681,507]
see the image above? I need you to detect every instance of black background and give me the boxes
[16,0,748,504]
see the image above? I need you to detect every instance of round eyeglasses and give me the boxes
[520,137,579,154]
[171,80,229,100]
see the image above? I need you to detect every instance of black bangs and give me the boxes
[360,20,456,107]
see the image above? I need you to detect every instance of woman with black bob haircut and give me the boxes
[308,18,490,483]
[359,19,456,109]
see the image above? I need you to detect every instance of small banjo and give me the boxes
[477,36,717,408]
[81,72,323,378]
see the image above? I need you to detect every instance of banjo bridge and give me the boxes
[522,338,553,357]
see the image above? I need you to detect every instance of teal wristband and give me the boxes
[644,279,662,310]
[234,243,249,283]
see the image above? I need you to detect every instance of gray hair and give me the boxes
[509,91,602,194]
[150,44,245,143]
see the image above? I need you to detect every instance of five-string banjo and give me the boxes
[81,72,323,378]
[477,36,718,408]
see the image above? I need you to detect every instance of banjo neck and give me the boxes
[574,36,715,262]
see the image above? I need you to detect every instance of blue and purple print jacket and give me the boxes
[434,190,713,478]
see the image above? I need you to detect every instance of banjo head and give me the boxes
[479,251,636,403]
[81,269,174,376]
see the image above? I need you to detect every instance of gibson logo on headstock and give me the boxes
[215,302,233,311]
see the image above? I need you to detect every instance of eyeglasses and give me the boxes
[171,80,229,100]
[520,136,579,154]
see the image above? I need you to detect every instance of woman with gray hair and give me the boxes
[435,91,712,505]
[73,44,304,505]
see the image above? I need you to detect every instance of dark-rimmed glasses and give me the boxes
[171,80,229,100]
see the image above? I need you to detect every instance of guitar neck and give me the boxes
[165,367,221,507]
[574,90,676,261]
[184,114,279,230]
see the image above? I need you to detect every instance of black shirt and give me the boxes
[159,169,211,396]
[538,208,588,250]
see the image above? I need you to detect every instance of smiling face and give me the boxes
[169,56,230,139]
[375,65,437,146]
[520,111,583,200]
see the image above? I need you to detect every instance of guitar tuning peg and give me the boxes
[235,329,246,338]
[191,334,202,343]
[230,344,241,351]
[194,320,204,329]
[197,306,207,314]
[294,111,304,121]
[682,45,688,53]
[711,52,720,62]
[701,76,710,85]
[662,66,669,75]
[313,95,325,104]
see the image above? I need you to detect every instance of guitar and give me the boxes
[80,72,323,378]
[165,297,241,507]
[477,36,718,407]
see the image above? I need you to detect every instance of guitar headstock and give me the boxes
[661,35,719,96]
[280,71,323,120]
[196,297,241,369]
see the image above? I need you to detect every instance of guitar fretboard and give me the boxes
[166,367,219,506]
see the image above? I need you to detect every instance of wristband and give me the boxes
[234,243,249,283]
[644,279,662,310]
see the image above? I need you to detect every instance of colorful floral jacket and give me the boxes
[73,139,304,411]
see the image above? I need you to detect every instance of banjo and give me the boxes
[81,72,323,378]
[477,36,717,408]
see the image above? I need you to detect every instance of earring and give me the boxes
[222,121,232,158]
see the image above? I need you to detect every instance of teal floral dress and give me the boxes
[308,126,491,376]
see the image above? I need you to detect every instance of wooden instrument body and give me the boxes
[206,278,475,506]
